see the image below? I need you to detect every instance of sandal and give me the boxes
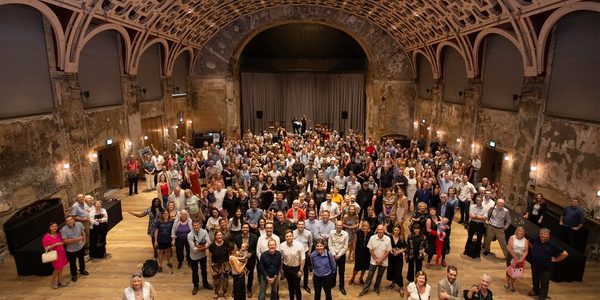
[504,283,509,289]
[400,290,405,297]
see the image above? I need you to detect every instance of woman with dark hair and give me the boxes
[229,208,244,241]
[157,173,171,208]
[425,206,441,268]
[229,243,247,300]
[523,193,546,225]
[388,225,406,294]
[261,176,275,210]
[349,221,372,285]
[206,208,222,239]
[154,210,174,272]
[209,231,232,299]
[42,222,68,289]
[406,224,428,283]
[128,198,163,258]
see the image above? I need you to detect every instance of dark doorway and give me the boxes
[480,146,504,183]
[176,122,187,142]
[141,116,164,150]
[98,144,123,189]
[418,123,429,140]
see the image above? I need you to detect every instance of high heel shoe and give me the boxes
[348,278,354,285]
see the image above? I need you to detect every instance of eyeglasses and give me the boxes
[131,273,142,278]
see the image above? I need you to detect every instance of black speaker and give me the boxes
[341,111,348,119]
[256,111,263,119]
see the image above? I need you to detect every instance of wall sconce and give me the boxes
[530,165,538,171]
[456,138,461,143]
[458,90,464,97]
[175,125,179,129]
[471,143,476,149]
[141,88,147,95]
[426,126,431,131]
[421,119,426,124]
[597,191,600,197]
[188,120,192,124]
[127,140,133,146]
[80,91,90,98]
[504,155,511,161]
[425,88,432,95]
[63,163,71,170]
[436,130,441,135]
[143,136,149,140]
[489,140,497,148]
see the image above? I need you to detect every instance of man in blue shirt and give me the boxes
[310,239,336,300]
[528,228,568,300]
[259,239,282,300]
[413,181,432,210]
[61,215,89,282]
[559,198,585,252]
[246,199,265,234]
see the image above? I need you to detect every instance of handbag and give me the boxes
[507,259,524,278]
[42,249,58,263]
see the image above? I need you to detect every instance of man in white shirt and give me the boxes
[359,225,391,296]
[346,175,361,196]
[315,211,335,245]
[320,194,340,220]
[151,150,165,186]
[169,187,186,211]
[187,220,213,294]
[329,220,349,295]
[457,175,477,225]
[279,231,305,300]
[257,222,281,260]
[211,182,227,211]
[293,220,313,293]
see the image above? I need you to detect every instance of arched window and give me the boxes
[79,30,124,108]
[416,53,434,100]
[481,35,523,111]
[137,44,163,101]
[171,52,190,97]
[442,47,468,104]
[0,5,53,119]
[547,11,600,122]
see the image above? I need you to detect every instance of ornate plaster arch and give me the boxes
[74,24,132,74]
[473,28,527,76]
[435,41,471,79]
[0,0,66,70]
[412,50,438,80]
[130,38,170,75]
[537,2,600,74]
[166,46,194,77]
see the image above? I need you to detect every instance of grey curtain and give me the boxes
[241,72,365,133]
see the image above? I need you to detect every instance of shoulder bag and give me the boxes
[41,249,58,263]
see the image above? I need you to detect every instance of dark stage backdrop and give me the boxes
[241,72,365,133]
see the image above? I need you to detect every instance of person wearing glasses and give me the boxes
[123,273,156,300]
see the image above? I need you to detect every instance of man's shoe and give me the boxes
[358,290,368,297]
[304,286,311,293]
[71,276,78,282]
[177,262,182,269]
[527,291,538,296]
[80,270,89,276]
[375,288,380,295]
[483,251,490,256]
[204,283,214,290]
[340,286,347,295]
[192,287,199,295]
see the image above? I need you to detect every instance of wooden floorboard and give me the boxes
[0,188,598,299]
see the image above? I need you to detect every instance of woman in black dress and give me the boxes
[261,176,275,210]
[209,231,231,298]
[425,207,441,268]
[387,225,407,295]
[349,221,372,285]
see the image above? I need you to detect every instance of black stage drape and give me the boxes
[241,72,365,133]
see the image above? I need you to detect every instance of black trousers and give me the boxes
[128,175,138,195]
[190,257,209,287]
[246,255,257,291]
[66,248,86,277]
[313,275,332,300]
[89,223,108,258]
[233,273,246,300]
[303,251,311,288]
[531,265,552,300]
[332,254,346,288]
[459,200,470,223]
[175,236,191,264]
[406,259,423,283]
[283,265,302,300]
[465,221,485,255]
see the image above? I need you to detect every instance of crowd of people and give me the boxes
[41,126,580,300]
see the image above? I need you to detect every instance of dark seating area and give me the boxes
[506,210,587,282]
[3,198,123,276]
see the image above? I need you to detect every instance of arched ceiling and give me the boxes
[46,0,568,51]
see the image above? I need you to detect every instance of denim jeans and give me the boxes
[361,264,387,293]
[259,274,279,300]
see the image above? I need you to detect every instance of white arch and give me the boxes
[473,28,527,77]
[412,50,437,80]
[0,0,66,70]
[75,24,132,74]
[537,3,600,74]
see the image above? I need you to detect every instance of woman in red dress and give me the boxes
[42,222,68,289]
[187,163,202,196]
[157,174,170,209]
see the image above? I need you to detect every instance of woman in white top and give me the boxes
[406,170,418,206]
[406,270,431,300]
[88,200,109,258]
[506,226,528,292]
[123,273,156,300]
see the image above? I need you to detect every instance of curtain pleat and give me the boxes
[241,72,365,133]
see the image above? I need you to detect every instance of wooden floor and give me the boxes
[0,188,598,300]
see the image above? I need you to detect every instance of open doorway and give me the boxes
[98,144,123,190]
[480,146,504,183]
